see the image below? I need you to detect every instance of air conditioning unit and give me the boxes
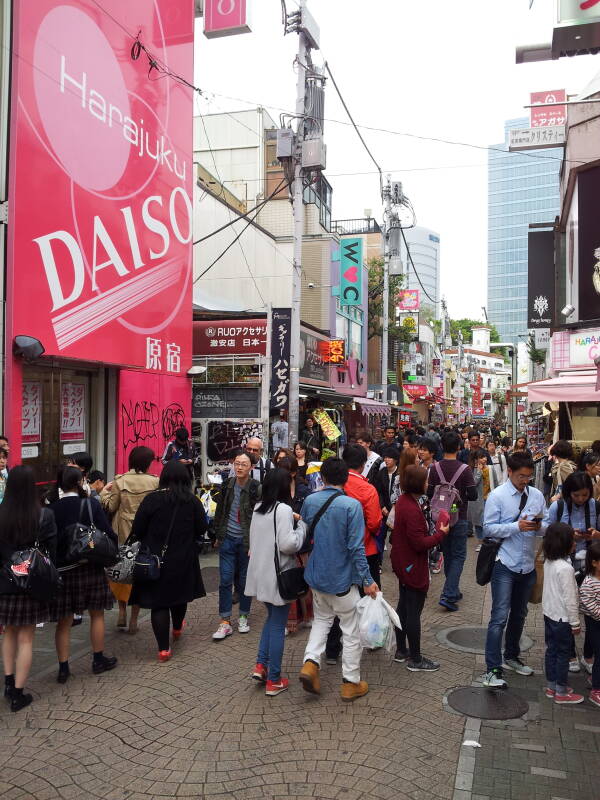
[302,138,327,170]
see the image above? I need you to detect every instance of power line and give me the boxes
[323,61,383,197]
[193,189,288,245]
[194,177,289,284]
[399,225,437,305]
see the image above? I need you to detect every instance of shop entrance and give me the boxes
[21,364,100,490]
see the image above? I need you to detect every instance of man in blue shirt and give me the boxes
[482,451,549,688]
[299,457,379,702]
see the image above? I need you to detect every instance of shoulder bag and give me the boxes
[298,490,342,554]
[273,503,308,602]
[1,510,62,602]
[475,490,528,586]
[105,536,140,584]
[64,499,118,568]
[132,505,177,583]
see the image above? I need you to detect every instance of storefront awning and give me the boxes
[354,398,391,416]
[527,371,600,403]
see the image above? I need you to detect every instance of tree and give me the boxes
[367,257,411,345]
[526,333,546,366]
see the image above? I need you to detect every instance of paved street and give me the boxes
[0,540,598,800]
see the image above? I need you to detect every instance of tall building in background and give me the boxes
[401,226,440,317]
[487,118,561,343]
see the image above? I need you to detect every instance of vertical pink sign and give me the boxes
[204,0,251,38]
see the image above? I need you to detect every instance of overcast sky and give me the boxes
[194,0,598,321]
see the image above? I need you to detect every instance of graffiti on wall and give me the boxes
[206,420,263,464]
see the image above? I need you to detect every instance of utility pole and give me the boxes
[288,2,307,446]
[381,177,392,399]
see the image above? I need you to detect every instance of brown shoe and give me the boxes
[340,680,369,702]
[299,660,321,695]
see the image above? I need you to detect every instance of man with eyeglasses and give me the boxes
[482,451,548,689]
[212,450,261,640]
[245,437,273,484]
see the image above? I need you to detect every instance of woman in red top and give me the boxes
[391,465,449,672]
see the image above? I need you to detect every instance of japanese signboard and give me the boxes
[403,384,428,399]
[300,329,329,384]
[508,127,566,151]
[204,0,251,39]
[322,339,346,364]
[60,382,86,442]
[569,329,600,366]
[269,308,292,414]
[397,289,420,311]
[530,90,566,127]
[193,319,267,355]
[534,328,551,349]
[7,0,193,372]
[528,230,555,329]
[312,408,341,441]
[22,382,42,444]
[339,238,363,307]
[577,165,600,322]
[398,312,419,342]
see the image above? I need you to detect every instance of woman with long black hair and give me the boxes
[0,466,57,711]
[244,468,306,696]
[129,460,207,662]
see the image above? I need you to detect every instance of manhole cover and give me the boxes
[436,626,533,655]
[447,686,528,720]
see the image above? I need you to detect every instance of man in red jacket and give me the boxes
[325,444,383,664]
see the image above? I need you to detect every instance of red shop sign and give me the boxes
[7,0,194,373]
[204,0,251,38]
[193,319,267,355]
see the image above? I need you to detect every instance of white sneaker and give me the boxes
[212,622,233,640]
[581,658,594,675]
[502,658,533,676]
[482,669,508,689]
[238,616,250,634]
[569,659,581,673]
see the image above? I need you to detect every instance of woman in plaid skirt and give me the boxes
[0,466,57,712]
[49,467,118,684]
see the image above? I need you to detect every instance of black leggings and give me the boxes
[395,583,427,660]
[150,604,187,651]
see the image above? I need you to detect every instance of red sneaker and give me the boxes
[265,677,289,696]
[252,663,267,683]
[158,649,172,663]
[589,690,600,708]
[545,686,574,698]
[172,621,187,640]
[555,691,584,705]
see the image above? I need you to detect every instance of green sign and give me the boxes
[340,238,363,307]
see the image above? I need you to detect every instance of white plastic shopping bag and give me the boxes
[356,592,401,652]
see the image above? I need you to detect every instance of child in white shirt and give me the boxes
[542,522,583,704]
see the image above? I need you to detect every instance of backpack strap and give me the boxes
[445,462,468,487]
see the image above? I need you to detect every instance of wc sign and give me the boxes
[204,0,251,38]
[339,238,363,307]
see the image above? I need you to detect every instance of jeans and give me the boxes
[485,561,536,672]
[325,556,381,659]
[440,519,468,602]
[584,615,600,691]
[544,615,572,694]
[304,587,362,683]
[257,603,291,682]
[395,583,427,660]
[218,536,251,618]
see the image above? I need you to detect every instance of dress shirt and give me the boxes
[483,480,548,573]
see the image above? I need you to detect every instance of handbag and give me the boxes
[273,503,308,602]
[475,490,528,586]
[132,506,177,583]
[64,499,119,568]
[2,545,62,602]
[105,538,140,584]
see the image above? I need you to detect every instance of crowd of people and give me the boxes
[0,422,600,712]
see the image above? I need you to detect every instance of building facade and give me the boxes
[401,226,440,317]
[487,118,561,343]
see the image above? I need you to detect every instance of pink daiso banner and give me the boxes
[397,289,420,312]
[204,0,251,38]
[6,0,194,373]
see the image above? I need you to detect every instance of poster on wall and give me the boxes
[60,383,86,442]
[22,382,42,444]
[6,0,193,372]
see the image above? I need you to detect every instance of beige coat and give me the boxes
[100,471,159,544]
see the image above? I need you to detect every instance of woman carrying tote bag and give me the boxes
[0,466,57,712]
[129,461,207,663]
[244,468,306,696]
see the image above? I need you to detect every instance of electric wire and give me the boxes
[399,225,437,305]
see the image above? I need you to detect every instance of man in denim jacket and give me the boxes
[298,457,379,702]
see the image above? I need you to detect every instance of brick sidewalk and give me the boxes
[0,539,595,800]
